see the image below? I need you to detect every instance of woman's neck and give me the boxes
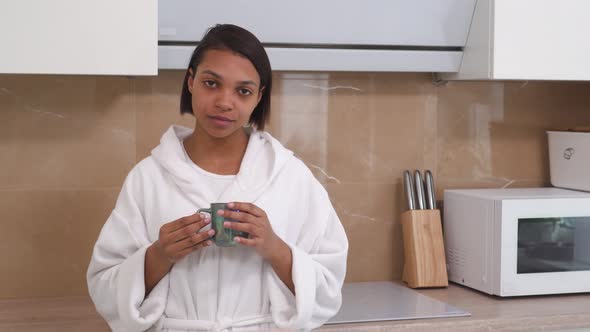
[183,127,249,175]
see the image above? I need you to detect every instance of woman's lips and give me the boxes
[208,115,235,127]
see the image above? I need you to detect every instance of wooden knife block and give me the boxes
[401,209,448,288]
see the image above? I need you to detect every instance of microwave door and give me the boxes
[517,217,590,274]
[501,195,590,297]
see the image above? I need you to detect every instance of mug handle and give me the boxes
[196,208,213,241]
[197,208,211,215]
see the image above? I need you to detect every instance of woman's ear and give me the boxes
[187,68,195,94]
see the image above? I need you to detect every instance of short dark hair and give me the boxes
[180,24,272,131]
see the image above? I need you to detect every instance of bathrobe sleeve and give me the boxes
[268,165,349,330]
[87,165,169,332]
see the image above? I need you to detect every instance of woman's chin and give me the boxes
[201,125,243,139]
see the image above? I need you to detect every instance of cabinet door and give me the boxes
[493,0,590,80]
[0,0,157,75]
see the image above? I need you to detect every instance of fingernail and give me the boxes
[204,217,211,223]
[224,221,230,227]
[207,240,213,246]
[228,202,235,208]
[217,210,224,216]
[234,237,240,243]
[208,229,215,236]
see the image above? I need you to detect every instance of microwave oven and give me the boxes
[443,188,590,297]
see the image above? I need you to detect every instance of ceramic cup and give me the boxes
[197,203,248,247]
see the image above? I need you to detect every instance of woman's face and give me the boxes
[187,48,263,139]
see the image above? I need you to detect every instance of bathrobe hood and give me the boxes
[151,125,294,206]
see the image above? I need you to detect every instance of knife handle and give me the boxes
[414,170,426,210]
[403,170,416,210]
[425,170,437,210]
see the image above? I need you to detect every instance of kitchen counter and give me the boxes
[319,282,590,332]
[1,283,589,331]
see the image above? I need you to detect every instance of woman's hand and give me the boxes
[145,212,214,296]
[153,212,214,263]
[218,202,295,294]
[217,202,282,260]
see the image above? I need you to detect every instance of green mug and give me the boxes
[197,203,248,247]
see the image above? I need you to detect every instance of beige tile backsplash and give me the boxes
[1,72,589,297]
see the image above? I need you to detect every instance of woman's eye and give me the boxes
[204,80,217,88]
[239,88,252,96]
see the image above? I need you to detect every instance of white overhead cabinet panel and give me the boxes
[443,0,590,80]
[0,0,157,75]
[158,0,477,72]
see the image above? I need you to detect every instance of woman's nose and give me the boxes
[215,89,234,111]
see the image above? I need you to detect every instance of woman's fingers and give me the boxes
[224,220,255,235]
[155,212,215,263]
[227,202,265,218]
[163,213,204,233]
[168,229,214,253]
[218,209,258,225]
[234,236,256,247]
[168,217,210,243]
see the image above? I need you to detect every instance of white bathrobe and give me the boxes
[87,125,348,332]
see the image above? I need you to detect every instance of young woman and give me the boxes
[87,24,348,332]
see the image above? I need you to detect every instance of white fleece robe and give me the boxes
[87,125,349,332]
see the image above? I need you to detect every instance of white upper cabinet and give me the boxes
[443,0,590,81]
[0,0,158,76]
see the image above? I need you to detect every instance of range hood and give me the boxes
[158,0,477,72]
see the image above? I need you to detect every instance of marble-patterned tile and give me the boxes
[269,72,343,183]
[270,111,339,184]
[272,72,335,115]
[273,72,437,184]
[342,218,403,282]
[326,183,403,225]
[436,80,590,192]
[0,75,136,188]
[2,70,590,300]
[134,70,194,160]
[436,81,507,186]
[0,189,118,297]
[325,182,405,282]
[503,81,590,128]
[491,81,590,181]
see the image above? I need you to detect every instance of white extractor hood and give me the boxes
[158,0,477,72]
